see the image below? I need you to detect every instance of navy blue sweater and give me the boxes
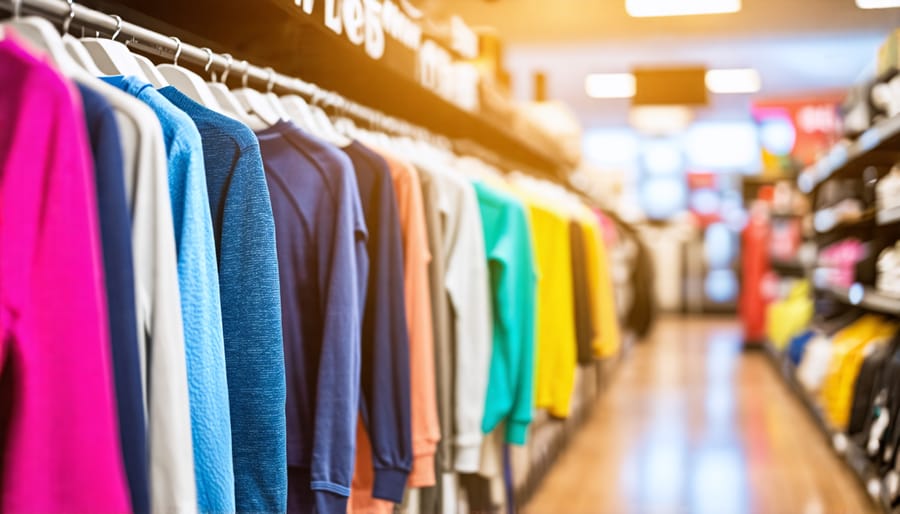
[159,87,288,512]
[343,142,413,502]
[77,84,149,514]
[256,121,368,514]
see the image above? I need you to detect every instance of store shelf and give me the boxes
[819,284,900,316]
[762,343,894,514]
[799,115,900,193]
[771,259,807,277]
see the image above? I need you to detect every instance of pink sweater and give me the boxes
[0,36,131,512]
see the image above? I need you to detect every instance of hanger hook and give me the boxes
[265,67,277,93]
[240,60,250,88]
[61,0,75,35]
[170,36,182,66]
[201,47,214,73]
[110,14,122,41]
[11,0,21,19]
[220,53,234,84]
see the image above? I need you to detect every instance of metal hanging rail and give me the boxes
[1,0,581,189]
[0,0,453,145]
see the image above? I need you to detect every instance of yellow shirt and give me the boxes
[576,207,621,358]
[820,316,896,429]
[516,191,579,419]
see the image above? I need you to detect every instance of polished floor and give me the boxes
[523,317,877,514]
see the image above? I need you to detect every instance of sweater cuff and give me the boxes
[372,467,410,503]
[454,443,482,474]
[314,489,349,514]
[506,421,530,445]
[408,454,436,488]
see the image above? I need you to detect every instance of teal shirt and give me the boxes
[472,182,537,444]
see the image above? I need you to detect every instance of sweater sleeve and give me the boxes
[506,207,537,444]
[310,159,365,510]
[219,142,287,511]
[444,180,493,473]
[136,113,197,513]
[359,160,413,503]
[400,166,440,489]
[549,215,578,418]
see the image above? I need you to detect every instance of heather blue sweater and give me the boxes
[159,87,287,512]
[77,83,149,514]
[103,76,234,513]
[343,142,413,502]
[256,121,368,514]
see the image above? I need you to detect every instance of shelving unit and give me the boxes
[818,284,900,316]
[761,343,894,514]
[799,115,900,193]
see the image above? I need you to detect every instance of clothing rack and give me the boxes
[1,0,468,154]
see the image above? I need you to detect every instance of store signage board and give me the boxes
[288,0,480,111]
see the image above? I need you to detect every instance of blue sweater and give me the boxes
[256,121,368,514]
[77,83,149,514]
[103,76,234,513]
[159,87,287,512]
[343,142,413,502]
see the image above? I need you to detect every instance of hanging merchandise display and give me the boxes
[0,1,640,513]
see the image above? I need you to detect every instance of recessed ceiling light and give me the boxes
[856,0,900,8]
[705,68,761,94]
[626,0,741,17]
[585,73,636,99]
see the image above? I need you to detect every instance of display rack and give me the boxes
[819,285,900,316]
[799,115,900,193]
[762,343,894,514]
[75,0,571,179]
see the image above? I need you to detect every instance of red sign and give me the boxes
[752,93,844,171]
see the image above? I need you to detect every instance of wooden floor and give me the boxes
[523,317,877,514]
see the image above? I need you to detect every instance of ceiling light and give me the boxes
[585,73,636,99]
[856,0,900,8]
[626,0,741,17]
[705,68,761,94]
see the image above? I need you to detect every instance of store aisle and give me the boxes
[523,317,876,514]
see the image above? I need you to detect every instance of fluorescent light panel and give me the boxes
[585,73,636,99]
[705,68,761,94]
[856,0,900,8]
[586,69,760,98]
[626,0,741,17]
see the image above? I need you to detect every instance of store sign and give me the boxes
[752,95,843,172]
[292,0,480,111]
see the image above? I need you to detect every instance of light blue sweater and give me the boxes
[104,76,234,513]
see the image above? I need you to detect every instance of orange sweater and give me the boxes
[349,148,440,513]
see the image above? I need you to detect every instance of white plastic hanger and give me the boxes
[1,0,82,77]
[64,33,104,75]
[261,67,292,121]
[156,37,226,109]
[232,60,282,127]
[81,13,147,79]
[280,94,320,133]
[307,90,351,147]
[134,54,168,88]
[205,52,267,130]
